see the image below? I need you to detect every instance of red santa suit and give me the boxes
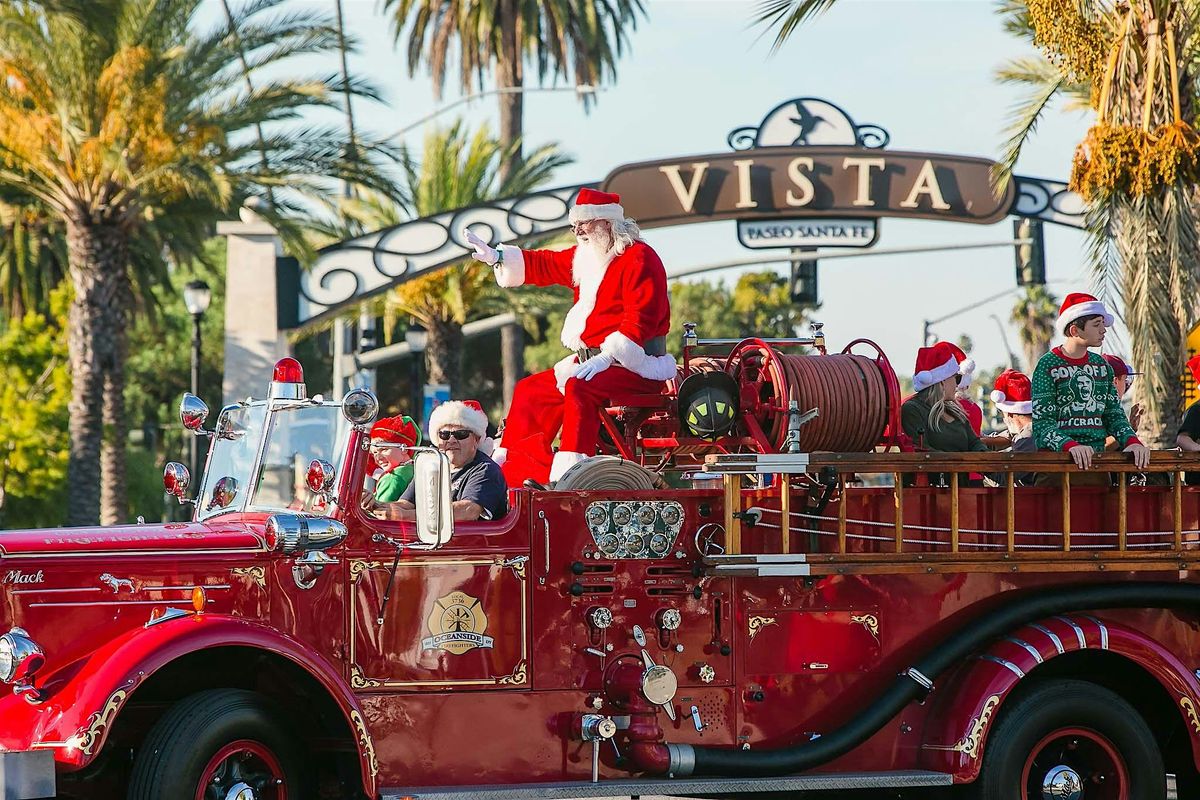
[490,189,675,485]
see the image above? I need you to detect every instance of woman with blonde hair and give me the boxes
[902,342,989,455]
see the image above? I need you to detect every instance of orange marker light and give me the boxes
[192,586,206,613]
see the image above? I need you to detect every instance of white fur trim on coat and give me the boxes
[1055,300,1114,336]
[428,401,489,438]
[490,444,507,466]
[569,203,625,224]
[600,331,678,382]
[493,244,525,288]
[553,353,578,394]
[549,450,588,483]
[560,247,612,350]
[912,356,960,392]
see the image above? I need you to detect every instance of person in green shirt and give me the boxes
[369,415,421,503]
[1032,292,1148,475]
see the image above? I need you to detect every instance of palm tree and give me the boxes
[0,0,394,525]
[754,0,1200,449]
[383,0,643,181]
[0,200,66,319]
[1011,284,1059,373]
[310,122,572,399]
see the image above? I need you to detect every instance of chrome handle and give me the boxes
[539,510,549,581]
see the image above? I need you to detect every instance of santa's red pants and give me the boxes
[500,365,664,486]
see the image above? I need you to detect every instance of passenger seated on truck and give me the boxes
[991,369,1036,485]
[362,415,420,506]
[1032,293,1148,484]
[1176,355,1200,485]
[1101,354,1144,451]
[902,343,990,486]
[374,401,508,523]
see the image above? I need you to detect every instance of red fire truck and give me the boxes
[2,330,1200,800]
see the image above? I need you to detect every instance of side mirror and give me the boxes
[206,476,239,511]
[179,393,210,434]
[163,462,191,499]
[413,449,452,547]
[341,388,379,426]
[306,459,336,504]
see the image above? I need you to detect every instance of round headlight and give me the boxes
[0,628,44,685]
[0,637,13,683]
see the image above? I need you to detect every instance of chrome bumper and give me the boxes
[0,751,54,800]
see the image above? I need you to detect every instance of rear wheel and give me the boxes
[971,679,1164,800]
[128,688,306,800]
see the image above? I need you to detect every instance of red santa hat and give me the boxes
[428,400,489,439]
[370,415,420,447]
[944,342,976,389]
[1188,354,1200,387]
[569,188,625,225]
[1056,292,1114,337]
[990,369,1033,414]
[912,342,961,392]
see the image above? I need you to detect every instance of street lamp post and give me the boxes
[182,280,212,478]
[405,322,428,427]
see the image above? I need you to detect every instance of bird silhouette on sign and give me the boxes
[790,101,828,145]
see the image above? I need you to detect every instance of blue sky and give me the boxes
[209,0,1103,386]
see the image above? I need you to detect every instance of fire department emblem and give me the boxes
[422,591,494,655]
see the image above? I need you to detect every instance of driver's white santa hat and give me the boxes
[912,342,961,392]
[569,188,625,224]
[428,400,489,438]
[1056,292,1114,337]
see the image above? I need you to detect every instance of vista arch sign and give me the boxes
[290,97,1083,328]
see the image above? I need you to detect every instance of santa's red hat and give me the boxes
[569,188,625,225]
[1056,292,1114,337]
[944,342,976,389]
[428,400,489,438]
[370,415,420,447]
[990,369,1033,414]
[912,342,961,392]
[1188,354,1200,387]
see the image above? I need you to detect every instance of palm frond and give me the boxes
[992,57,1067,192]
[750,0,839,52]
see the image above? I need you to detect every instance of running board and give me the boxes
[383,770,954,799]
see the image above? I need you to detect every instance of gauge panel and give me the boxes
[584,501,684,559]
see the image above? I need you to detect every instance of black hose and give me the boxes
[673,581,1200,776]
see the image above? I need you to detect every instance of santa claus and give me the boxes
[464,188,675,486]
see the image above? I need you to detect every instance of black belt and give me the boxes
[576,336,666,362]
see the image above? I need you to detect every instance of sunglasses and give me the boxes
[437,429,474,441]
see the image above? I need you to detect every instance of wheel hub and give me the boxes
[224,783,255,800]
[1042,764,1083,800]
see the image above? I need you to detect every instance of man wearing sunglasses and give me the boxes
[464,188,676,487]
[380,400,508,523]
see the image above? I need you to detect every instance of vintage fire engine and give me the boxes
[3,327,1200,800]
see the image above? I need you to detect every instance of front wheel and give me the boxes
[971,679,1164,800]
[128,688,306,800]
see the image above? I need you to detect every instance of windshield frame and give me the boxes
[194,398,350,522]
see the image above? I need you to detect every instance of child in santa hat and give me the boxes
[1176,354,1200,484]
[367,415,421,505]
[1031,293,1148,477]
[991,368,1036,485]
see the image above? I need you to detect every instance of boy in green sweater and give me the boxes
[369,415,421,502]
[1032,292,1148,472]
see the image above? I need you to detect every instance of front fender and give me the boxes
[919,613,1200,781]
[0,613,378,798]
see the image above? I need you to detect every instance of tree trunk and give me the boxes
[496,0,523,185]
[425,316,464,398]
[65,220,131,527]
[500,323,525,412]
[101,341,129,525]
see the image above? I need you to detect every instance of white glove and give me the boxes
[463,228,499,265]
[573,353,614,381]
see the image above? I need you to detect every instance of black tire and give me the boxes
[971,679,1164,800]
[128,688,307,800]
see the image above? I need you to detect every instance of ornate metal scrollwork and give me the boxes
[726,97,890,151]
[299,184,592,327]
[1012,176,1086,229]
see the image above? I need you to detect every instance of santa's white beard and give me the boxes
[559,239,616,350]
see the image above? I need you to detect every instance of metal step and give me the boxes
[382,770,954,799]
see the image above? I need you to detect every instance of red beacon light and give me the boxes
[269,357,307,400]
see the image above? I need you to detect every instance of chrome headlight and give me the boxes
[0,627,44,684]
